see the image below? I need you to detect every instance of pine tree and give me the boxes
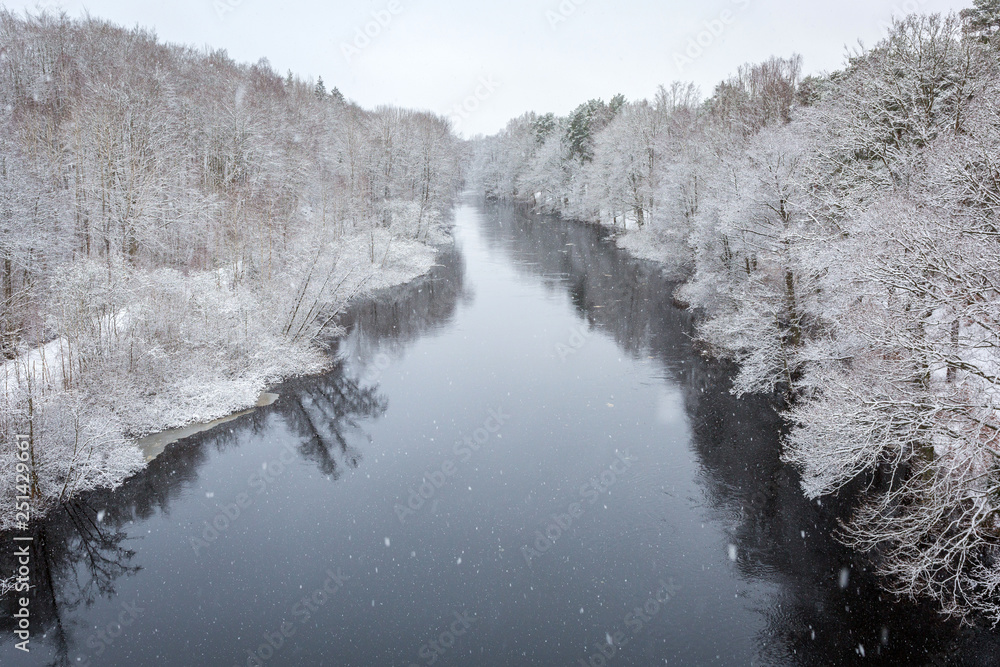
[533,113,557,145]
[961,0,1000,43]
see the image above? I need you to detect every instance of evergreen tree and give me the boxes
[533,113,557,145]
[961,0,1000,43]
[795,74,825,106]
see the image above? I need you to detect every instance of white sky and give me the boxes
[5,0,975,136]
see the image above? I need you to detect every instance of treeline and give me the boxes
[0,10,462,529]
[471,5,1000,623]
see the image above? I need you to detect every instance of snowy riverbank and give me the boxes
[0,229,449,532]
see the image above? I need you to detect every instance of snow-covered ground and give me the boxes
[0,229,447,531]
[1,336,69,398]
[613,227,691,280]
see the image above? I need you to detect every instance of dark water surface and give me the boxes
[3,200,999,666]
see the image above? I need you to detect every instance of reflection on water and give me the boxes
[2,201,998,666]
[476,202,1000,665]
[0,246,466,666]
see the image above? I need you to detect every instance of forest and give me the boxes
[5,0,1000,637]
[469,2,1000,624]
[0,11,462,534]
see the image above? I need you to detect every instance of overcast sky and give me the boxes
[5,0,975,136]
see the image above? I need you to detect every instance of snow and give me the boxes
[614,228,691,280]
[0,11,464,540]
[0,227,448,532]
[466,19,1000,623]
[1,336,69,398]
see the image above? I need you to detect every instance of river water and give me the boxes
[2,199,998,666]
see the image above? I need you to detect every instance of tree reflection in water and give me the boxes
[276,363,385,480]
[0,244,465,665]
[476,200,1000,666]
[0,501,139,666]
[5,202,997,665]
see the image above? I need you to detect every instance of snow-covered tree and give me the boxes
[0,8,462,529]
[468,7,1000,625]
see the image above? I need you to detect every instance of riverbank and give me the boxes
[0,10,465,534]
[502,199,693,282]
[7,200,996,666]
[0,227,451,532]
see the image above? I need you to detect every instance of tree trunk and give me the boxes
[947,317,960,383]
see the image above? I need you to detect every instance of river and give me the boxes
[2,198,998,666]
